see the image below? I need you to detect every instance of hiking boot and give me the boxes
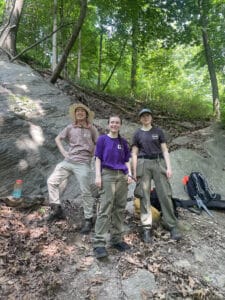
[80,218,93,234]
[45,204,65,222]
[142,228,152,243]
[94,247,108,259]
[170,227,182,241]
[112,241,130,252]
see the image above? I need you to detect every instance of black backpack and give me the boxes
[178,171,223,216]
[186,172,220,204]
[150,188,178,218]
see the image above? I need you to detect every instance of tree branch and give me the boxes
[10,22,72,62]
[50,0,87,83]
[102,38,128,91]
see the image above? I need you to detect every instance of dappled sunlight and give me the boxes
[29,123,45,146]
[16,137,40,151]
[18,159,29,171]
[41,240,75,257]
[16,123,45,151]
[14,83,29,92]
[3,90,46,119]
[124,231,140,246]
[13,123,46,170]
[29,227,48,239]
[29,100,46,117]
[76,256,94,271]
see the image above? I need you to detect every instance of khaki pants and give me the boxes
[47,160,94,219]
[135,158,177,229]
[93,169,128,248]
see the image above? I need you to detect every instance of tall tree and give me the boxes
[50,0,87,83]
[102,38,127,91]
[52,0,58,71]
[157,0,221,119]
[107,0,172,91]
[197,0,220,119]
[130,12,138,90]
[0,0,24,56]
[76,31,82,79]
[97,24,104,89]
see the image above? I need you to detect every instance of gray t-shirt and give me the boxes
[59,123,98,163]
[132,127,166,156]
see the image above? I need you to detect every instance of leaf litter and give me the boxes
[1,193,225,299]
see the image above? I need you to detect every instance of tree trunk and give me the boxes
[201,28,220,120]
[198,0,220,120]
[50,0,87,84]
[130,21,138,91]
[97,27,103,90]
[76,31,81,79]
[202,28,220,120]
[102,39,127,91]
[0,0,24,56]
[11,23,69,62]
[52,0,58,71]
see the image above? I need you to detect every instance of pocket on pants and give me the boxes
[136,159,145,177]
[134,180,143,198]
[158,159,167,175]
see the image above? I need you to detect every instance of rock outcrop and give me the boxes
[1,56,225,202]
[0,58,73,198]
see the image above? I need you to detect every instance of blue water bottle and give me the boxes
[12,179,23,199]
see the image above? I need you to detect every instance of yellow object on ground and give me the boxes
[134,197,161,223]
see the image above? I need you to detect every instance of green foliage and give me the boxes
[219,91,225,127]
[3,0,223,122]
[148,93,212,121]
[38,207,46,215]
[0,0,5,23]
[220,109,225,128]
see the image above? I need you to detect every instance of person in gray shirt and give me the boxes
[46,103,98,234]
[132,108,182,243]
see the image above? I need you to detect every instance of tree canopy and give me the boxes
[0,0,225,122]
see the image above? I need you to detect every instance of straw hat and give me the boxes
[69,103,95,124]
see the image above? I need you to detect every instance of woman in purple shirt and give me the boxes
[93,115,133,259]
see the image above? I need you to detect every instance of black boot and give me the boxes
[170,227,182,241]
[80,218,93,234]
[45,204,65,222]
[142,228,152,243]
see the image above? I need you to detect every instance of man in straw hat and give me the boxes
[46,103,99,234]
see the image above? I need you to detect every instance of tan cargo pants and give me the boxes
[135,158,177,229]
[93,168,128,247]
[47,160,94,219]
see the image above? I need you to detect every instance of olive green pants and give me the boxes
[135,158,177,229]
[93,169,128,248]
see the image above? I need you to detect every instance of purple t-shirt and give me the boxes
[95,135,131,174]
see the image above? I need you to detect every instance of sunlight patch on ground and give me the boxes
[14,84,29,92]
[16,123,44,151]
[41,241,75,257]
[29,123,45,146]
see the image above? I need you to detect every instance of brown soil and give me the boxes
[1,198,225,299]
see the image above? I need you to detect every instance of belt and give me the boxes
[138,154,163,160]
[102,167,125,174]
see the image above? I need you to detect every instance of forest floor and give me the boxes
[1,198,225,300]
[1,71,225,299]
[1,121,225,300]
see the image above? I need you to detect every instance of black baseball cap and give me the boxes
[138,108,152,118]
